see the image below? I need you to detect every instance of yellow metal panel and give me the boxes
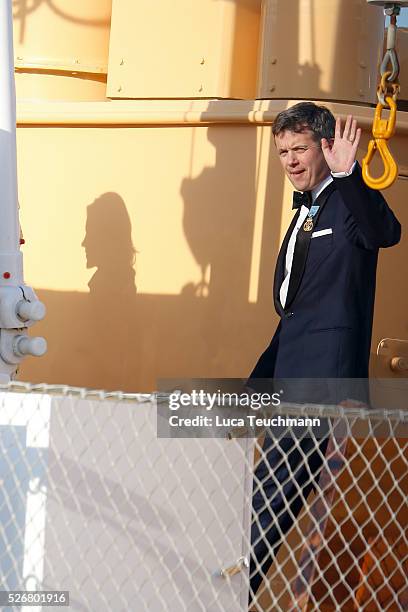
[13,0,112,100]
[107,0,261,99]
[16,98,408,131]
[14,73,107,102]
[258,0,385,104]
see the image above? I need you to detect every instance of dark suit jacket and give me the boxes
[251,163,401,383]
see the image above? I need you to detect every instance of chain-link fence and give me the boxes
[0,382,407,611]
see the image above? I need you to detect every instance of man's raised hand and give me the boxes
[321,114,361,173]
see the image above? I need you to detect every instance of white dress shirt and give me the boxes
[279,162,356,309]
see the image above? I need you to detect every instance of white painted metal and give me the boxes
[0,1,46,380]
[16,299,46,322]
[43,396,253,611]
[0,392,51,601]
[14,335,47,358]
[0,392,253,609]
[0,0,21,276]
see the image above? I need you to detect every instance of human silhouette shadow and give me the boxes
[181,127,254,305]
[180,125,264,376]
[82,192,137,299]
[79,193,138,389]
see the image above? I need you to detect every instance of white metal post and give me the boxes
[0,0,23,282]
[0,1,47,382]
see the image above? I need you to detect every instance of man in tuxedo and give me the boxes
[248,102,401,605]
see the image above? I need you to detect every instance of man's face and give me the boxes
[275,128,331,192]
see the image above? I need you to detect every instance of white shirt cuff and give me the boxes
[331,160,357,178]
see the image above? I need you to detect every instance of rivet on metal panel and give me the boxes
[270,58,277,65]
[120,59,125,66]
[200,58,205,65]
[390,357,408,372]
[117,85,122,92]
[359,61,367,69]
[198,85,203,92]
[270,85,276,92]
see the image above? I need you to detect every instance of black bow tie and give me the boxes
[292,191,312,209]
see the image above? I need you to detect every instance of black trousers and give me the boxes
[249,432,329,600]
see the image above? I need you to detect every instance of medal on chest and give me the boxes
[303,204,319,232]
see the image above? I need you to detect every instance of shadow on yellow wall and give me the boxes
[19,123,285,392]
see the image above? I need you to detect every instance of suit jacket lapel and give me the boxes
[284,181,336,311]
[273,208,301,317]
